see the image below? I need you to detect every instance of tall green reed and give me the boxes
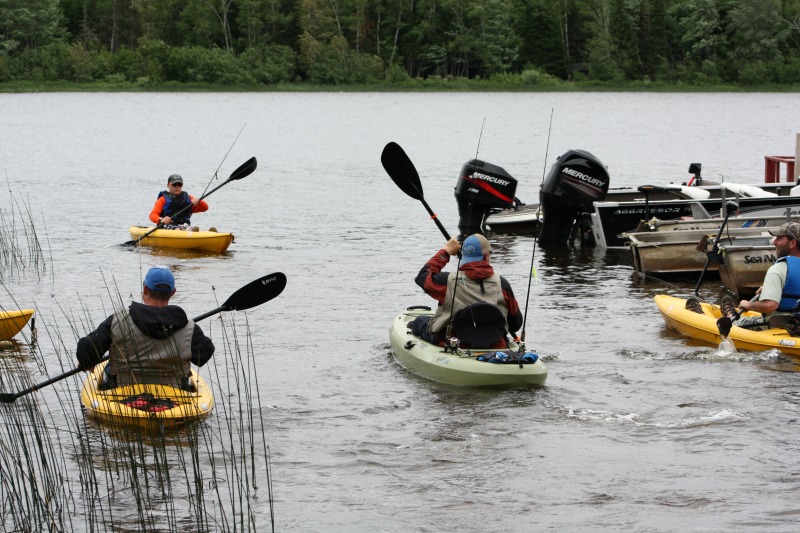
[0,295,275,532]
[0,182,50,283]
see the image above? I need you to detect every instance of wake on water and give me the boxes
[717,337,737,356]
[710,338,783,364]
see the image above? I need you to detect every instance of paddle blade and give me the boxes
[716,316,733,338]
[222,272,286,312]
[0,393,17,404]
[381,142,424,201]
[230,156,257,181]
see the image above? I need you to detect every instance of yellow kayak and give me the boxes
[128,226,233,253]
[655,294,800,356]
[80,361,214,429]
[0,309,34,341]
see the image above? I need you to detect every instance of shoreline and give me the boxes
[2,80,800,93]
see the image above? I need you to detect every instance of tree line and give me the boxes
[1,0,799,87]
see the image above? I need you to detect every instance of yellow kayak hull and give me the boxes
[0,309,34,341]
[80,361,215,430]
[128,226,233,253]
[655,294,800,356]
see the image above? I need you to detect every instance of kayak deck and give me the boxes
[389,308,548,387]
[0,309,34,341]
[654,294,800,356]
[80,361,214,429]
[128,226,233,253]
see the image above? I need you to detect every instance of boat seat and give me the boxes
[677,186,711,200]
[721,183,778,198]
[451,303,507,347]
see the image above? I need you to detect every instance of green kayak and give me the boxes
[389,306,548,388]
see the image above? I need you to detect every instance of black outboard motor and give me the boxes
[538,149,610,246]
[454,159,518,239]
[687,162,702,186]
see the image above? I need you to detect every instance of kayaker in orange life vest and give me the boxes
[408,234,523,347]
[149,174,209,228]
[75,266,215,391]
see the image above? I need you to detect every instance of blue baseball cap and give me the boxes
[144,266,176,293]
[461,234,490,265]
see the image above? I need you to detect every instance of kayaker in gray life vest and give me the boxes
[75,266,215,391]
[715,222,800,330]
[408,234,523,347]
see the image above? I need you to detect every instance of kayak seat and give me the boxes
[181,375,197,393]
[451,303,506,348]
[98,366,118,391]
[98,367,196,392]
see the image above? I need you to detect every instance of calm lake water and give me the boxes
[1,91,800,532]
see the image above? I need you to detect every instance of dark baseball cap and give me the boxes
[769,222,800,241]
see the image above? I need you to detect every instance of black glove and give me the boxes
[76,337,104,370]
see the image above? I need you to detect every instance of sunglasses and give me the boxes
[170,182,183,187]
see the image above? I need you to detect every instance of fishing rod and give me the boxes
[198,123,247,199]
[474,118,485,168]
[443,119,486,346]
[519,109,553,347]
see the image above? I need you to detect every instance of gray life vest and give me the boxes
[429,271,508,333]
[107,310,194,387]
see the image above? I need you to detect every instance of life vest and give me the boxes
[776,256,800,311]
[107,310,194,387]
[429,271,509,333]
[158,190,192,225]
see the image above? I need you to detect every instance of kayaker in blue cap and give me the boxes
[408,234,523,347]
[75,266,215,390]
[149,174,209,228]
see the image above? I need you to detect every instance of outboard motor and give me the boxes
[454,159,517,239]
[538,150,610,246]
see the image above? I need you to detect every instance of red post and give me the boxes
[765,157,777,183]
[764,155,796,183]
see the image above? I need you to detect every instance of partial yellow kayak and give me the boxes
[128,226,233,253]
[655,294,800,356]
[0,309,34,341]
[80,361,215,430]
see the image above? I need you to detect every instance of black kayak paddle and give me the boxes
[381,142,451,241]
[693,201,739,295]
[716,296,758,338]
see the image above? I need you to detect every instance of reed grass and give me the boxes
[0,294,275,532]
[0,180,50,283]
